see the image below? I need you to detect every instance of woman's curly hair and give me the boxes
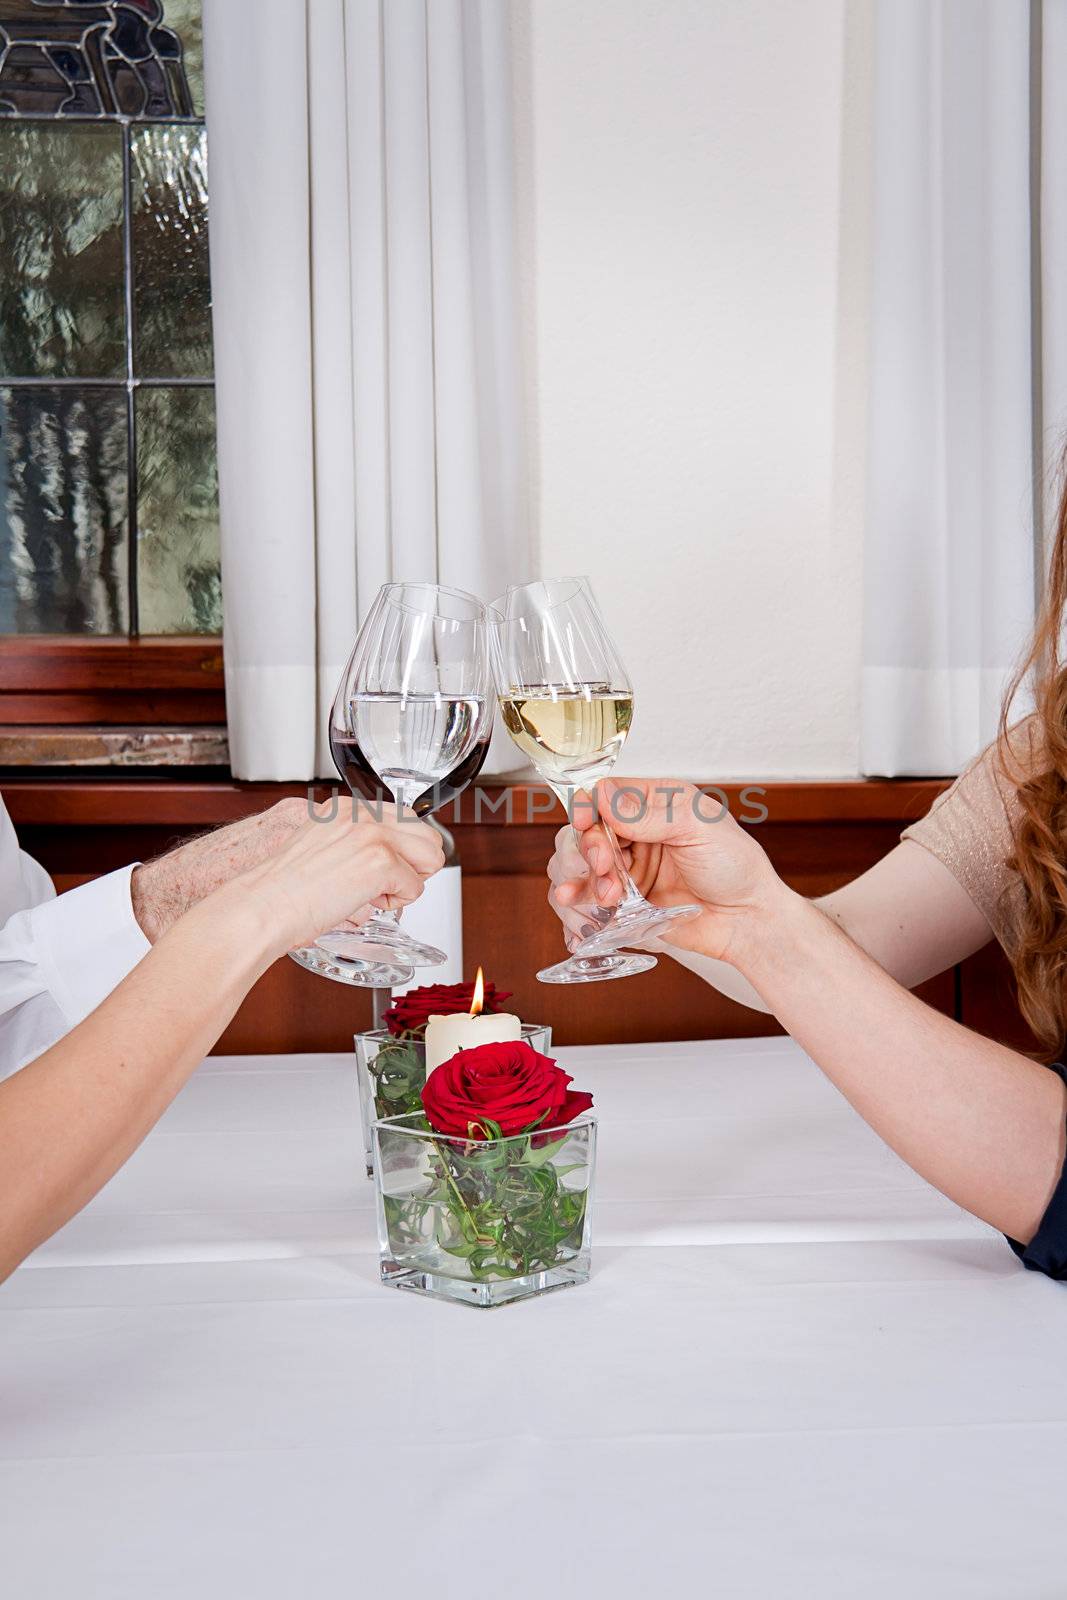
[998,464,1067,1058]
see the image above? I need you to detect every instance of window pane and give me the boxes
[0,3,200,118]
[0,124,125,379]
[0,40,100,118]
[161,0,204,118]
[131,124,212,378]
[0,387,129,634]
[136,385,220,633]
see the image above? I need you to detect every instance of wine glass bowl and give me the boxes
[289,583,492,989]
[489,577,702,984]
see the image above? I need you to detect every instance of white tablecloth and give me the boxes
[2,1037,1064,1598]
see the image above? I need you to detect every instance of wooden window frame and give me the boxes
[0,636,225,728]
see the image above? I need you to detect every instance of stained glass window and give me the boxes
[0,0,219,636]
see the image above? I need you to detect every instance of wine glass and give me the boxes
[489,577,702,983]
[290,583,492,988]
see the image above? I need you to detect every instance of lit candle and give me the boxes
[423,968,522,1073]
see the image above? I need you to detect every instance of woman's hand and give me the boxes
[226,800,445,958]
[548,779,786,962]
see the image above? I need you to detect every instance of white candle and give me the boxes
[423,1010,522,1073]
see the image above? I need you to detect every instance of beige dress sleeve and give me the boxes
[900,721,1033,956]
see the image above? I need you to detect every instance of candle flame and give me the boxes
[470,967,485,1017]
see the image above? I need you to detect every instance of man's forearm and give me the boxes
[724,889,1067,1243]
[131,799,307,941]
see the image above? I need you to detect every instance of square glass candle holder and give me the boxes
[354,1024,552,1178]
[373,1111,596,1309]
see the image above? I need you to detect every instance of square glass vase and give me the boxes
[354,1024,552,1179]
[373,1111,596,1309]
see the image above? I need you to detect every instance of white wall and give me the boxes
[511,0,873,778]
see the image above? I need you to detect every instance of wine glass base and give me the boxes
[288,947,415,989]
[315,929,447,969]
[537,952,657,984]
[573,902,703,958]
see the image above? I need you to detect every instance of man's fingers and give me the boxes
[374,856,425,909]
[380,820,445,877]
[336,907,375,931]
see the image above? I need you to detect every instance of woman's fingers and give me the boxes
[568,789,601,835]
[547,824,590,889]
[579,827,636,903]
[545,809,644,912]
[548,883,610,948]
[547,821,592,908]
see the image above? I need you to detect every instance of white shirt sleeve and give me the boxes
[0,797,151,1079]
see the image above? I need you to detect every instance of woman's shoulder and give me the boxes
[917,716,1035,824]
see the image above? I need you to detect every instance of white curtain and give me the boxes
[861,0,1037,776]
[203,0,527,779]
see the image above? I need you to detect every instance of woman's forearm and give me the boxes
[0,886,275,1279]
[659,941,772,1012]
[658,844,993,1017]
[726,888,1066,1243]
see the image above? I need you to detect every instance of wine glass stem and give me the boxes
[374,781,421,929]
[554,784,652,913]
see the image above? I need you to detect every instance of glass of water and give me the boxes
[290,583,492,988]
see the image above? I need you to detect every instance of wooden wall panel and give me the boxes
[20,777,986,1052]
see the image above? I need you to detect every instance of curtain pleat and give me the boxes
[861,0,1036,776]
[204,0,527,779]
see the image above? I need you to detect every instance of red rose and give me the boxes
[382,981,513,1038]
[421,1040,594,1139]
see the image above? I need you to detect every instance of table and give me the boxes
[2,1037,1064,1598]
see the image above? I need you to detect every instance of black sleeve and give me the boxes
[1006,1061,1067,1281]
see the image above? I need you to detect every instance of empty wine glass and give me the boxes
[290,583,492,988]
[489,577,702,983]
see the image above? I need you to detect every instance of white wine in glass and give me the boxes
[498,688,634,787]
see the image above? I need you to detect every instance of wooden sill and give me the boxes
[0,776,951,829]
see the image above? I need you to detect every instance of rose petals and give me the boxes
[383,981,513,1038]
[421,1040,594,1139]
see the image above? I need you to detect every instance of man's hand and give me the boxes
[131,797,400,944]
[234,802,445,953]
